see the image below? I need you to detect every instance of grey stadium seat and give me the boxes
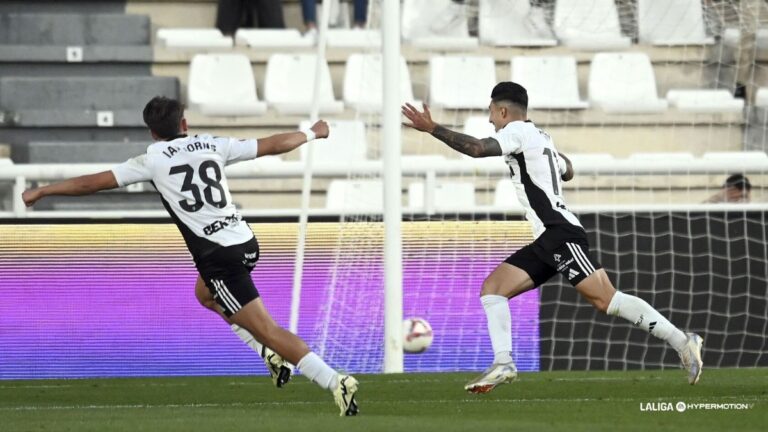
[25,141,151,164]
[0,13,151,62]
[0,76,179,127]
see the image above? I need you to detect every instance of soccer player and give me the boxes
[22,97,359,416]
[402,82,704,393]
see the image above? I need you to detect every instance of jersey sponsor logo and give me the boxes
[554,253,561,262]
[567,268,580,280]
[202,213,242,236]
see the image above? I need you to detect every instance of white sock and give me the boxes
[230,324,265,356]
[297,352,338,391]
[607,291,688,352]
[481,294,514,365]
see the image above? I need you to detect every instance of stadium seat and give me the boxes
[478,0,557,47]
[408,181,476,211]
[1,13,149,46]
[463,116,495,139]
[637,0,714,46]
[493,179,525,209]
[327,29,381,48]
[343,54,416,113]
[702,151,768,161]
[588,53,668,113]
[156,28,233,48]
[402,0,479,50]
[188,54,267,117]
[567,153,615,164]
[0,76,179,127]
[429,56,497,109]
[263,54,344,115]
[24,141,150,163]
[326,179,383,211]
[0,13,151,62]
[629,152,695,162]
[511,56,589,109]
[755,88,768,107]
[234,29,312,48]
[666,89,744,113]
[553,0,631,49]
[298,120,367,164]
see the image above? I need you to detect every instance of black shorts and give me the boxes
[504,225,602,287]
[196,237,260,317]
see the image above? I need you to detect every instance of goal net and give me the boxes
[302,0,768,374]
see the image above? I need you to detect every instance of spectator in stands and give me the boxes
[704,173,752,203]
[301,0,369,38]
[217,0,285,35]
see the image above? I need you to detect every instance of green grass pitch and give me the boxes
[1,369,765,432]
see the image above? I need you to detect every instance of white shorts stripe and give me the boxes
[567,243,596,274]
[573,244,596,274]
[212,279,238,313]
[216,279,242,312]
[566,243,592,276]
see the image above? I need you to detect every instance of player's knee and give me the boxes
[481,276,500,296]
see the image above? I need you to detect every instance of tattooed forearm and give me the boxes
[430,125,502,158]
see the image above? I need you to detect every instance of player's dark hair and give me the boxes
[724,173,752,191]
[143,96,184,139]
[491,82,528,112]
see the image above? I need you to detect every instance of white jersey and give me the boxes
[112,134,259,260]
[493,120,583,238]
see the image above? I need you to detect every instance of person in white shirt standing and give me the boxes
[22,96,359,416]
[402,82,703,393]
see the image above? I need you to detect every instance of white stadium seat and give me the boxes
[588,53,668,113]
[402,0,479,50]
[326,179,383,211]
[666,89,744,113]
[188,54,267,116]
[234,29,312,48]
[512,56,588,109]
[408,182,476,211]
[327,29,381,48]
[638,0,714,46]
[567,153,615,165]
[703,151,768,161]
[299,120,367,164]
[478,0,557,47]
[156,28,233,48]
[263,54,344,115]
[343,54,417,113]
[463,116,495,139]
[755,87,768,107]
[429,56,497,109]
[629,152,695,162]
[553,0,631,49]
[494,179,525,209]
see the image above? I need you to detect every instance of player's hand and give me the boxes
[402,103,437,133]
[310,120,329,139]
[22,188,41,207]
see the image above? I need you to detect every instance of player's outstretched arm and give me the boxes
[256,120,330,157]
[559,152,574,181]
[401,103,501,158]
[22,171,119,207]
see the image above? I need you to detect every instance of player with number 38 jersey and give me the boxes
[113,134,259,260]
[21,97,360,417]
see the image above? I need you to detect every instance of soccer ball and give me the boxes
[402,317,433,353]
